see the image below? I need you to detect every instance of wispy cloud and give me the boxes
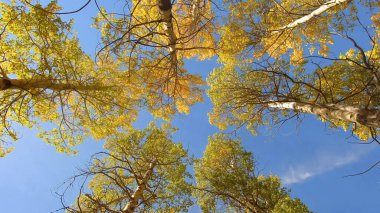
[282,148,371,185]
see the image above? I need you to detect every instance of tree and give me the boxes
[0,1,146,156]
[209,0,380,141]
[59,124,193,212]
[0,0,217,156]
[92,0,216,120]
[59,129,310,213]
[194,134,310,213]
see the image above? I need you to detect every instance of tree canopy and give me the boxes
[2,0,378,154]
[0,0,215,155]
[194,134,310,213]
[60,127,309,213]
[1,0,379,212]
[0,1,139,155]
[209,0,380,142]
[61,124,193,212]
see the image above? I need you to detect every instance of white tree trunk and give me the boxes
[267,101,380,128]
[122,162,156,213]
[272,0,350,33]
[192,0,201,17]
[158,0,178,69]
[192,0,202,21]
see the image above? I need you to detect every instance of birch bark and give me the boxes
[122,161,156,213]
[158,0,178,69]
[267,101,380,128]
[272,0,350,33]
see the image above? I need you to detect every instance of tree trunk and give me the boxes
[158,0,178,69]
[0,77,112,91]
[122,161,156,213]
[192,0,201,19]
[272,0,350,33]
[0,78,12,90]
[267,101,380,128]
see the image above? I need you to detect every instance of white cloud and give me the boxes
[281,148,371,185]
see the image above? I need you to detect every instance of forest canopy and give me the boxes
[0,0,379,212]
[0,0,379,155]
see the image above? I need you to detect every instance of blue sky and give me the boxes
[1,1,380,212]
